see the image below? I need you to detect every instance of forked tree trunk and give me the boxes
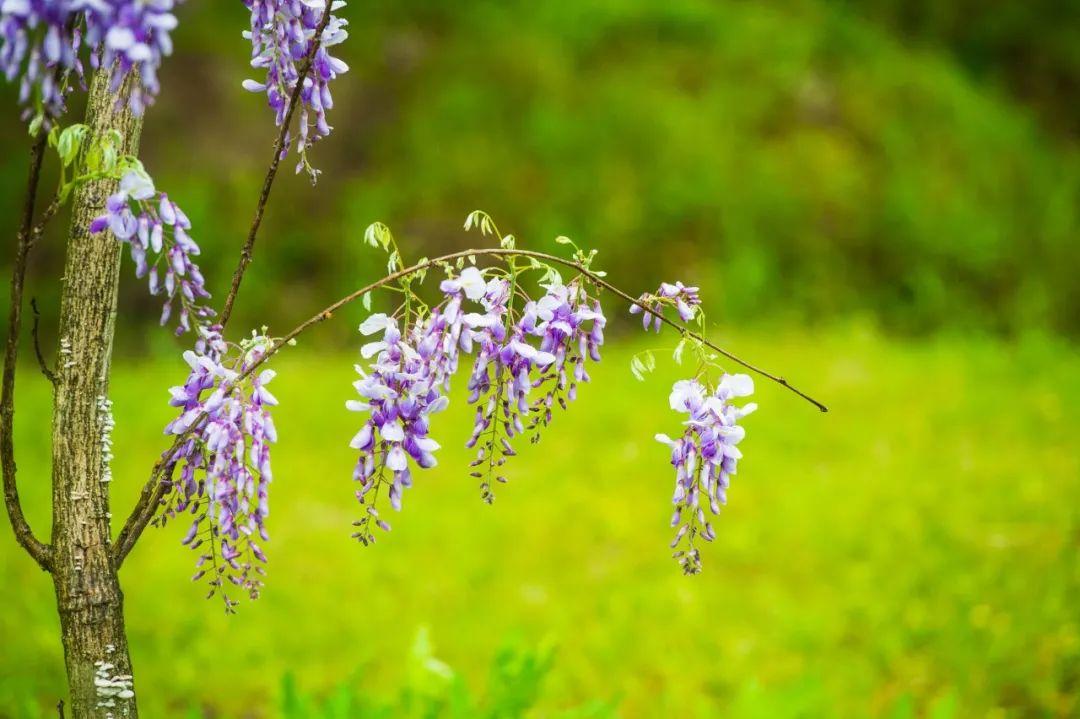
[50,68,142,718]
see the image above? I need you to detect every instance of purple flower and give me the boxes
[346,305,459,544]
[0,0,181,123]
[242,0,349,178]
[161,329,279,610]
[656,374,756,574]
[349,267,606,520]
[630,280,702,330]
[90,169,212,335]
[458,275,605,502]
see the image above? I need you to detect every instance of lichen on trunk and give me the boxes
[50,67,143,719]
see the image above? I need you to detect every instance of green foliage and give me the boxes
[237,629,614,719]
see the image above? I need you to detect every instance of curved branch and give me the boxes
[30,299,56,385]
[114,246,827,566]
[237,249,829,410]
[2,132,54,573]
[218,6,335,328]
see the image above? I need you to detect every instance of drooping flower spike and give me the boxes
[242,0,350,179]
[158,327,280,612]
[346,311,453,544]
[347,259,606,542]
[0,0,182,125]
[628,278,759,573]
[656,374,756,574]
[90,169,213,335]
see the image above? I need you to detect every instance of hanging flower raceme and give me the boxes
[242,0,349,178]
[346,310,456,545]
[0,0,181,125]
[87,0,182,116]
[90,169,213,334]
[520,280,606,442]
[656,376,755,574]
[159,328,279,612]
[348,259,607,524]
[462,275,605,502]
[628,278,760,572]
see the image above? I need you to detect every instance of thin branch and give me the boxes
[218,6,335,328]
[114,247,827,566]
[235,249,830,411]
[30,299,56,385]
[30,197,62,243]
[2,131,54,573]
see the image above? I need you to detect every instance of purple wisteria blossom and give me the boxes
[242,0,349,177]
[90,169,212,334]
[516,281,605,444]
[160,328,279,611]
[630,280,702,330]
[656,374,756,574]
[0,0,181,123]
[348,265,606,527]
[346,309,457,544]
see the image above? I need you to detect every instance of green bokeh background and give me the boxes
[0,1,1077,717]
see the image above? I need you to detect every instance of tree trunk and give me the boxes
[50,68,143,719]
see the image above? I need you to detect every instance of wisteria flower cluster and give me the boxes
[159,326,279,611]
[0,0,181,124]
[464,274,606,502]
[346,263,607,543]
[242,0,349,178]
[90,168,213,334]
[629,279,758,573]
[630,280,702,330]
[345,310,453,543]
[656,375,756,575]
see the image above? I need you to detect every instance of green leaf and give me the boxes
[57,124,89,167]
[363,221,393,250]
[361,292,372,311]
[673,338,687,365]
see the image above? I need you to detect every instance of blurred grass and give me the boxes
[1,326,1077,717]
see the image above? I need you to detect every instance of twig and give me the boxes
[30,299,56,385]
[218,6,335,328]
[234,249,830,411]
[114,247,827,566]
[56,700,64,719]
[30,197,62,243]
[1,131,54,573]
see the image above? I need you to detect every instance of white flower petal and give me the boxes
[720,373,754,397]
[358,313,390,336]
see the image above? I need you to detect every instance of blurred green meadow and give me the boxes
[1,0,1079,716]
[2,327,1077,717]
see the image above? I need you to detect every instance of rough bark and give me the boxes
[50,68,142,719]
